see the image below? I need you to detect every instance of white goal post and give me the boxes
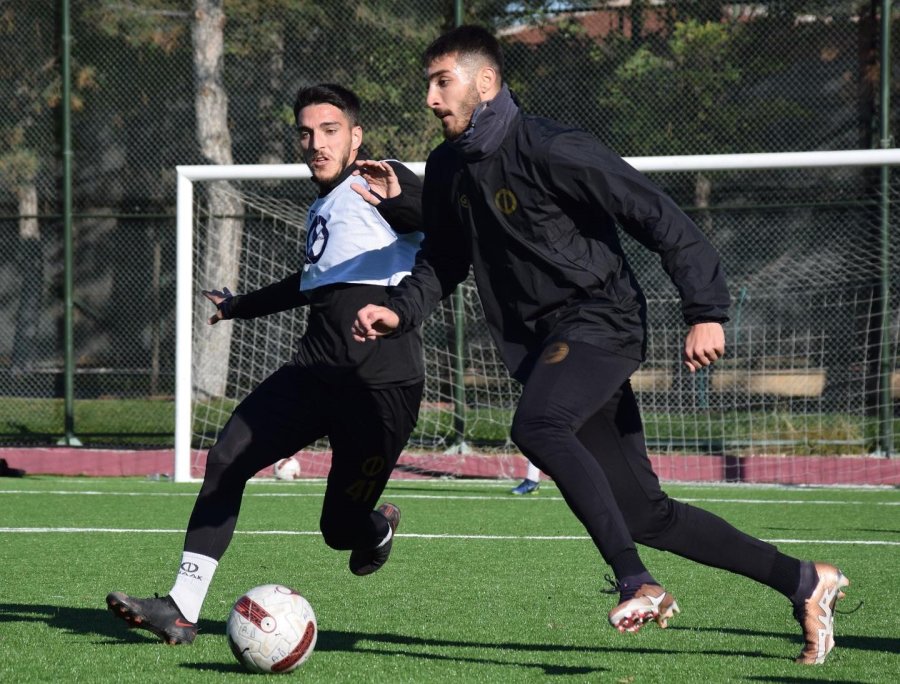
[174,149,900,483]
[174,162,425,482]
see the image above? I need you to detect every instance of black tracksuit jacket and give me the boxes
[389,113,731,382]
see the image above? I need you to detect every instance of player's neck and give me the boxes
[315,163,355,196]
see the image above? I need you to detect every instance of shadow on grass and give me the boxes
[747,678,869,684]
[0,602,137,641]
[180,628,811,675]
[2,603,892,675]
[182,629,622,676]
[0,602,227,644]
[675,624,897,656]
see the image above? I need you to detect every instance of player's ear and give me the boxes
[477,65,498,100]
[351,125,362,152]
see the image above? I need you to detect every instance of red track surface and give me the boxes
[1,447,898,485]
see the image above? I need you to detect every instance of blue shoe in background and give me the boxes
[510,478,540,495]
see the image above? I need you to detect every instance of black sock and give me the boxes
[766,552,804,599]
[617,571,656,601]
[788,560,817,605]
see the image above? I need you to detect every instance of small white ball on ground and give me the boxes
[273,456,301,480]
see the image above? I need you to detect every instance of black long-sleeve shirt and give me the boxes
[388,114,730,381]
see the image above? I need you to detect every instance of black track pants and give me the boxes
[183,364,423,560]
[511,340,784,586]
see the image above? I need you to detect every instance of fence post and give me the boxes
[59,0,81,446]
[449,0,469,452]
[878,0,894,457]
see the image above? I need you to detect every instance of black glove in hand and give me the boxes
[201,287,235,323]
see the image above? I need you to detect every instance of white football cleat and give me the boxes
[793,562,850,664]
[608,584,679,633]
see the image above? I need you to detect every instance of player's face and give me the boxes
[297,103,362,187]
[426,53,483,141]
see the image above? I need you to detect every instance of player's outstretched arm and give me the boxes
[683,321,725,372]
[203,273,307,322]
[352,304,400,342]
[351,160,401,206]
[201,287,234,325]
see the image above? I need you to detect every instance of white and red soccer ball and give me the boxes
[226,584,317,674]
[273,456,301,480]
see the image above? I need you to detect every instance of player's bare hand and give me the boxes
[351,160,400,205]
[683,321,725,372]
[201,287,233,325]
[352,304,400,342]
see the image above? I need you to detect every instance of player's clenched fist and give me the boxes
[683,321,725,372]
[353,304,400,342]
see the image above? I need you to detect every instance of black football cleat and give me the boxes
[349,503,400,576]
[106,591,197,644]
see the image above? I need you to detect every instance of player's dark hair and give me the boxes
[423,24,503,80]
[293,83,361,127]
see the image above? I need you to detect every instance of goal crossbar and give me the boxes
[174,149,900,482]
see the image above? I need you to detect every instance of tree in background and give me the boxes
[0,1,96,378]
[85,0,243,397]
[499,8,617,133]
[81,0,452,396]
[605,20,748,156]
[602,18,810,233]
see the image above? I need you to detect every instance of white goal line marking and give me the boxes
[0,489,897,506]
[0,526,897,546]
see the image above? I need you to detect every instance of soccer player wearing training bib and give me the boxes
[353,27,850,665]
[107,84,424,645]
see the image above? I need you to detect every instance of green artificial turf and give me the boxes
[0,477,897,682]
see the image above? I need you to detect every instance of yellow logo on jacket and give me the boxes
[494,188,517,215]
[540,342,569,364]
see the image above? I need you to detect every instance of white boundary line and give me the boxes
[1,489,898,506]
[0,526,897,546]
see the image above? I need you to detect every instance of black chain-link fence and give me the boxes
[0,1,897,453]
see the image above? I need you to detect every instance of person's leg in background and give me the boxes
[510,459,541,495]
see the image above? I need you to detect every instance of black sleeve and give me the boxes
[544,131,730,325]
[227,271,309,320]
[374,161,423,234]
[387,146,471,332]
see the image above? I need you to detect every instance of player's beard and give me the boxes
[439,83,482,141]
[307,145,352,189]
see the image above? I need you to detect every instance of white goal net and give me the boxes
[175,150,900,485]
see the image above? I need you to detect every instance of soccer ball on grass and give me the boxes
[273,456,301,480]
[226,584,317,674]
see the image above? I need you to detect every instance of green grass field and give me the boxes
[1,477,897,682]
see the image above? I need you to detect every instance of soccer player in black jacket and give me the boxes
[107,84,425,645]
[353,26,849,665]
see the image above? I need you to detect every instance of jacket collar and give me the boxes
[451,84,520,161]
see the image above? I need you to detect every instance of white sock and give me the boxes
[168,551,218,623]
[526,461,541,482]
